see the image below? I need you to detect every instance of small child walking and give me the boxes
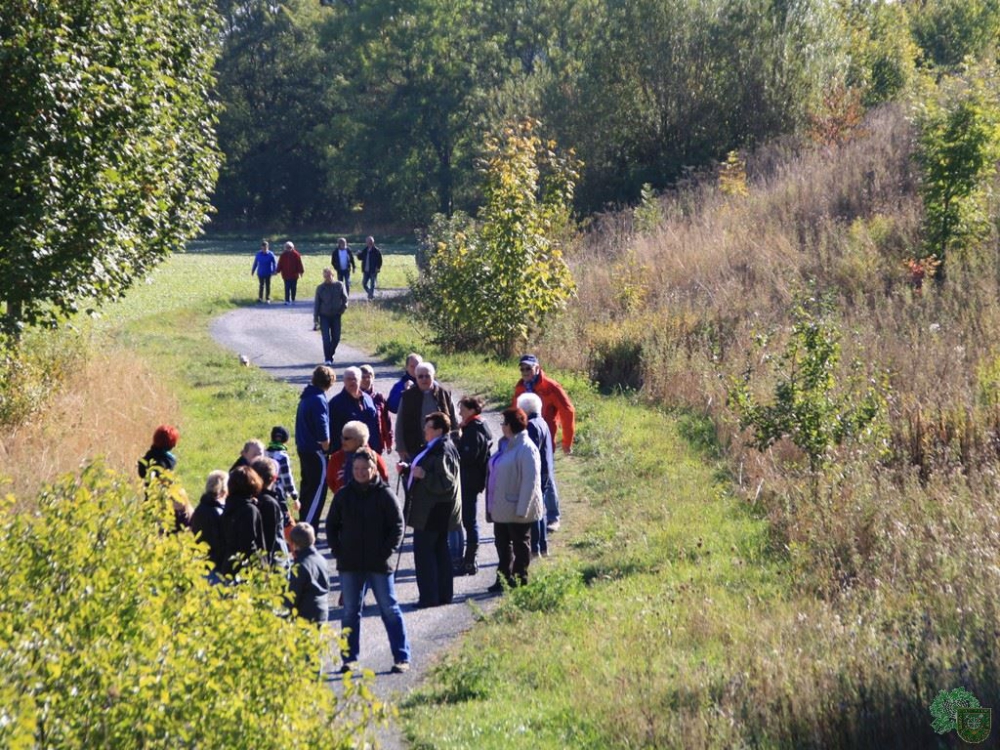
[287,523,330,624]
[266,425,299,517]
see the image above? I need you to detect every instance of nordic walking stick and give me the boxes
[394,466,412,575]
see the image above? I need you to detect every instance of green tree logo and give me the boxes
[930,687,981,735]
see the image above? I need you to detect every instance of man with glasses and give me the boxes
[395,362,458,462]
[512,354,575,532]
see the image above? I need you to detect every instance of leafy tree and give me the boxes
[914,65,1000,270]
[0,464,383,747]
[319,0,501,223]
[728,297,886,472]
[0,0,221,335]
[911,0,1000,69]
[836,0,917,107]
[544,0,850,210]
[413,119,577,356]
[212,0,335,229]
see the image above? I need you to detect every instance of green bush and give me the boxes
[412,119,577,357]
[914,64,1000,270]
[0,464,383,749]
[728,297,886,472]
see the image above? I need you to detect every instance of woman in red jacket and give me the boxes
[276,240,305,305]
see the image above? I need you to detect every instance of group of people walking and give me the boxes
[251,237,384,306]
[140,313,575,675]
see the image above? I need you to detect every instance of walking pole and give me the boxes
[394,468,412,575]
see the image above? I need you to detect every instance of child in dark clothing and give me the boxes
[288,523,330,624]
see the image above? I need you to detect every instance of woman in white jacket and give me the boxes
[486,407,543,593]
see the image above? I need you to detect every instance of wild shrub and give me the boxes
[728,297,887,472]
[914,64,1000,272]
[633,183,664,233]
[412,119,577,357]
[0,464,383,749]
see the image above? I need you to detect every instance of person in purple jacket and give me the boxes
[251,240,278,303]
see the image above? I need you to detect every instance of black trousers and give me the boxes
[283,278,298,302]
[298,448,328,530]
[494,522,531,586]
[257,275,271,300]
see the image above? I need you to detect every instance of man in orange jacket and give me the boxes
[512,354,574,531]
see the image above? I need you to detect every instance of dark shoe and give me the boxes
[339,662,357,674]
[464,560,479,576]
[414,600,439,609]
[487,580,504,594]
[391,662,410,674]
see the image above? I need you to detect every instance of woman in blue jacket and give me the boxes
[251,240,278,303]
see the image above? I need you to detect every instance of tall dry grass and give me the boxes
[536,102,1000,742]
[0,343,178,503]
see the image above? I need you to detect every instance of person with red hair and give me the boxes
[138,424,179,480]
[138,424,192,531]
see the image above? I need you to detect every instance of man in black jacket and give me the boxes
[326,448,411,673]
[358,235,384,300]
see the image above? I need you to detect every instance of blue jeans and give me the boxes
[339,570,411,664]
[336,269,351,295]
[318,314,341,362]
[544,476,560,524]
[362,271,378,299]
[530,517,548,555]
[412,528,453,606]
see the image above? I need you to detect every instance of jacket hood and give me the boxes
[300,384,327,400]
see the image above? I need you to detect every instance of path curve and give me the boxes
[209,295,503,748]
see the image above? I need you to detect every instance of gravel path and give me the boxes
[209,294,504,748]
